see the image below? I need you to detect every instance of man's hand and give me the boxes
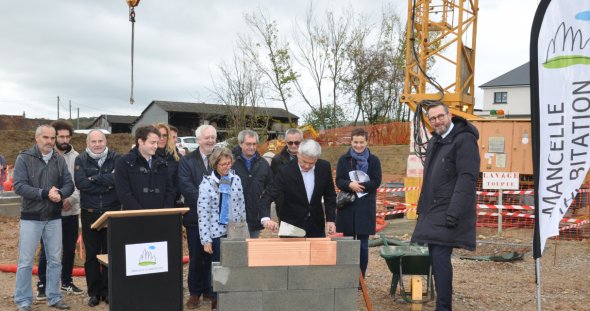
[62,199,72,212]
[263,220,278,232]
[349,181,365,193]
[204,242,213,254]
[326,222,336,235]
[446,215,459,228]
[48,187,61,203]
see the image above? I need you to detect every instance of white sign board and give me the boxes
[482,172,519,190]
[406,155,424,177]
[125,241,169,276]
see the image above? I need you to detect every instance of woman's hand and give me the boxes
[204,242,213,254]
[349,181,365,193]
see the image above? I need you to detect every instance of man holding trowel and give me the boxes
[258,139,337,238]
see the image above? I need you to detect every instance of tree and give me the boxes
[301,103,347,130]
[239,6,298,127]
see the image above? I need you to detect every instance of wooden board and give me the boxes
[97,254,109,267]
[405,177,422,220]
[246,238,306,242]
[248,241,310,267]
[91,208,189,230]
[310,241,337,265]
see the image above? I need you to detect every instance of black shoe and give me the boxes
[88,296,100,307]
[102,295,109,304]
[61,282,84,295]
[48,300,70,309]
[36,284,47,301]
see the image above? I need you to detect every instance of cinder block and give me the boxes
[330,236,353,241]
[335,288,358,311]
[220,241,248,267]
[262,289,334,311]
[336,240,360,265]
[212,261,221,268]
[288,265,358,290]
[221,237,247,242]
[212,266,288,292]
[218,291,262,311]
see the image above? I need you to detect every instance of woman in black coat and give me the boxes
[335,128,382,278]
[153,123,183,206]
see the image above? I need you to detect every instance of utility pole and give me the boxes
[69,100,71,120]
[77,108,80,130]
[57,96,60,120]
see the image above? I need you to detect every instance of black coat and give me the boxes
[178,147,212,228]
[232,146,273,231]
[156,147,182,201]
[411,116,480,251]
[114,146,175,210]
[74,150,122,213]
[335,149,382,235]
[259,159,337,233]
[270,146,295,219]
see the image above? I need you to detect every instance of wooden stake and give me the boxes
[360,269,373,311]
[553,238,558,266]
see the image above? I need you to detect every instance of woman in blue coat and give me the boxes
[335,128,382,278]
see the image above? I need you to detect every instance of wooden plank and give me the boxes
[248,241,310,267]
[360,269,373,311]
[91,208,189,230]
[246,238,306,242]
[310,241,337,265]
[97,254,109,267]
[405,177,422,220]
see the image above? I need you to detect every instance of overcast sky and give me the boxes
[0,0,539,121]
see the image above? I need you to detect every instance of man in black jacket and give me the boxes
[74,129,121,307]
[115,125,175,210]
[270,128,303,219]
[13,125,74,311]
[411,101,480,311]
[178,125,217,308]
[231,130,272,238]
[259,139,337,237]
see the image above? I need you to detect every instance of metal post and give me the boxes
[69,100,71,120]
[536,258,542,310]
[77,108,80,130]
[498,190,503,236]
[57,96,60,120]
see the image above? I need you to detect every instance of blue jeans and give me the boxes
[38,215,79,286]
[429,244,454,311]
[15,219,63,307]
[343,233,369,278]
[248,229,260,239]
[186,227,211,297]
[304,217,326,238]
[208,235,226,298]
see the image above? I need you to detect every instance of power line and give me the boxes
[0,97,55,103]
[71,101,119,114]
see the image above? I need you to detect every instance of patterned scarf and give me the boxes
[218,175,232,225]
[350,147,370,174]
[86,146,109,167]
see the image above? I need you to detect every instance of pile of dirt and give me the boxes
[0,130,135,166]
[319,145,413,175]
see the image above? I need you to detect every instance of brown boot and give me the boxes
[202,293,212,301]
[187,295,200,309]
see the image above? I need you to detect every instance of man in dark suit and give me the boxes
[259,139,337,237]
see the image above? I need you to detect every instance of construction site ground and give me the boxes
[0,215,589,311]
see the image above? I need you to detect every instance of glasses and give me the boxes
[287,141,301,146]
[428,113,448,123]
[217,161,234,168]
[243,143,257,147]
[56,135,71,140]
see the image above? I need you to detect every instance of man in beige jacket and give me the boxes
[36,121,83,301]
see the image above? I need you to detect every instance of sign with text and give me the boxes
[406,155,424,177]
[482,172,519,190]
[125,241,168,276]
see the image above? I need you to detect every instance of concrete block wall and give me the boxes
[213,237,360,311]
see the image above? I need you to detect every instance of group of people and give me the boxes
[12,100,479,311]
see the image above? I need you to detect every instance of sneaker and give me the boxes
[18,306,31,311]
[61,283,84,295]
[211,297,218,310]
[48,299,70,309]
[36,284,47,301]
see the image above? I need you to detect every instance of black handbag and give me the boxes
[337,158,358,210]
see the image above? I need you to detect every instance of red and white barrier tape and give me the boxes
[559,220,590,231]
[477,191,535,195]
[377,188,588,195]
[376,208,416,216]
[477,204,535,210]
[476,212,585,223]
[377,187,421,192]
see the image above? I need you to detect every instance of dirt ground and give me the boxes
[319,145,413,176]
[1,215,589,311]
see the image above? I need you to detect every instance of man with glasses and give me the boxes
[231,130,272,239]
[271,128,303,220]
[411,101,480,311]
[36,121,83,302]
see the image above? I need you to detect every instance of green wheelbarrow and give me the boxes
[378,234,434,310]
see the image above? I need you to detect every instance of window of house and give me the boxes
[494,92,507,103]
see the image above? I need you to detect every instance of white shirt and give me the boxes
[441,122,455,139]
[200,151,209,169]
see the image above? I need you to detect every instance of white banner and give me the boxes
[536,2,590,252]
[125,241,169,276]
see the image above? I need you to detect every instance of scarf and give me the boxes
[86,146,109,167]
[218,174,232,225]
[350,147,369,174]
[42,149,53,164]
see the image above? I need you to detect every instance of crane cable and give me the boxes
[409,0,445,164]
[130,7,136,105]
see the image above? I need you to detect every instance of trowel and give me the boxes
[278,221,306,237]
